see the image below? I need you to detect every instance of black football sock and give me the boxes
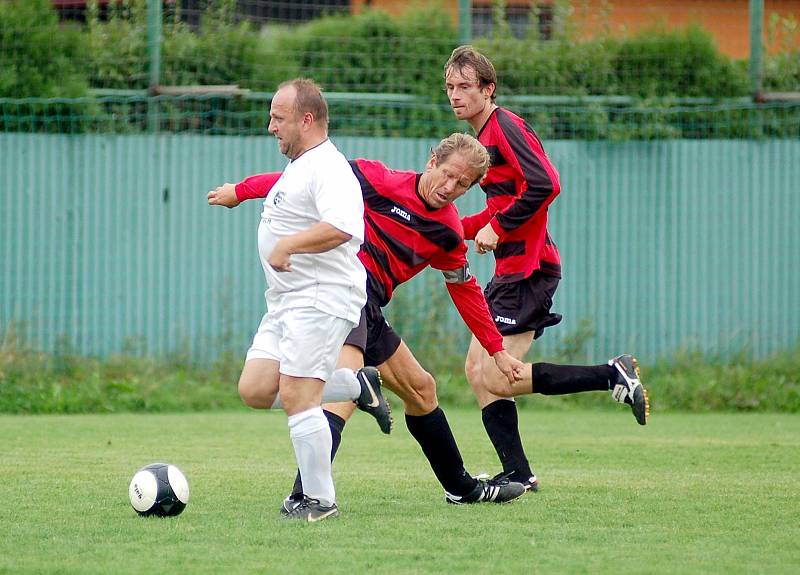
[481,399,534,482]
[405,407,477,496]
[290,409,346,498]
[531,362,615,395]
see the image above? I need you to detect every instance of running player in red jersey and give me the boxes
[445,46,649,492]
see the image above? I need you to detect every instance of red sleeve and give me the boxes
[489,114,560,239]
[460,206,493,240]
[234,172,281,202]
[445,278,504,355]
[429,222,502,354]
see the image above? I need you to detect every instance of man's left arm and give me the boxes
[268,222,352,272]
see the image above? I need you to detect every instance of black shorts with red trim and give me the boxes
[343,299,402,366]
[484,271,562,338]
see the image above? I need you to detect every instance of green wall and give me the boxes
[2,134,798,362]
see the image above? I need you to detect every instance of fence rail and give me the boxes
[3,95,799,140]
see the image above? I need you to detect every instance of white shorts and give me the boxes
[245,306,355,381]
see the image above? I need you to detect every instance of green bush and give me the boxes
[85,0,148,89]
[162,17,295,90]
[764,50,800,91]
[0,333,243,414]
[611,25,749,99]
[284,7,456,96]
[3,3,799,138]
[764,10,800,91]
[75,2,754,102]
[646,349,800,412]
[475,36,618,97]
[3,327,798,414]
[0,0,88,98]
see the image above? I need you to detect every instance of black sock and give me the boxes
[405,407,477,496]
[481,399,533,482]
[531,363,615,395]
[290,409,346,498]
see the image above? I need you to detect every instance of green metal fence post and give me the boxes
[749,0,763,100]
[458,0,472,45]
[147,0,162,132]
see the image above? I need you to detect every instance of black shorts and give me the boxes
[343,300,402,366]
[484,271,562,338]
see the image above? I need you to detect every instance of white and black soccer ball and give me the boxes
[128,463,190,517]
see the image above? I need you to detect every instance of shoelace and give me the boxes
[286,496,320,516]
[485,471,514,486]
[474,471,516,485]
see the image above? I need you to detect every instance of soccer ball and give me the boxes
[128,463,190,517]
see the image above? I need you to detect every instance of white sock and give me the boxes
[323,368,360,402]
[288,406,335,507]
[271,368,359,409]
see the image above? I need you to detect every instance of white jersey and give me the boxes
[257,139,367,324]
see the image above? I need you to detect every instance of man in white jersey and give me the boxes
[238,78,371,522]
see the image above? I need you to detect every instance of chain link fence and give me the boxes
[2,0,799,138]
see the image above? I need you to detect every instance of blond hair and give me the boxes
[432,133,490,186]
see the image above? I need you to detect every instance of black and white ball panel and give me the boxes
[128,463,189,517]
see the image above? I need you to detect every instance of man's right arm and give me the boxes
[460,206,493,240]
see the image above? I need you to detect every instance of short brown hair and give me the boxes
[278,78,329,127]
[433,133,490,186]
[444,45,498,102]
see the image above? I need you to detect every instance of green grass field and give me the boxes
[1,408,798,574]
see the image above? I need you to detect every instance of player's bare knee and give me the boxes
[405,371,438,412]
[464,356,483,388]
[238,388,262,408]
[237,385,260,408]
[238,378,268,409]
[482,371,514,398]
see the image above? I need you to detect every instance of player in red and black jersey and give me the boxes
[444,46,649,491]
[210,133,529,506]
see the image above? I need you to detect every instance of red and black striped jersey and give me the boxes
[461,107,562,283]
[235,159,504,355]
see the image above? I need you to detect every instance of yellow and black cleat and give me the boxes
[610,354,649,425]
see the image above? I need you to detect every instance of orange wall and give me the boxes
[352,0,800,59]
[352,0,459,18]
[573,0,800,58]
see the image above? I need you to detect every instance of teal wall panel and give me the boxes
[1,134,798,363]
